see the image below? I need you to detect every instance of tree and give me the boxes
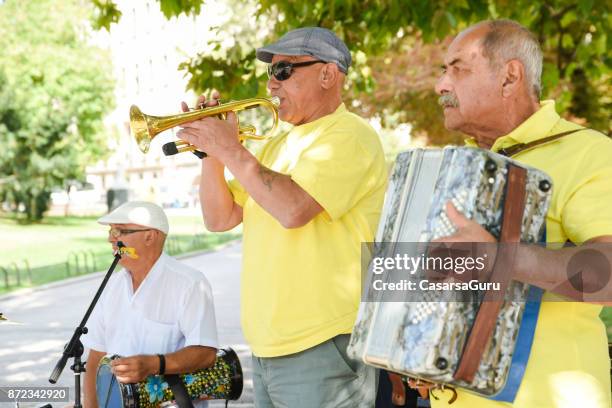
[92,0,610,143]
[0,0,115,221]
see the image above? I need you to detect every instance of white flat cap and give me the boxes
[97,201,169,234]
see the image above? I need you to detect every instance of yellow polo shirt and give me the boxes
[433,100,612,407]
[228,103,387,357]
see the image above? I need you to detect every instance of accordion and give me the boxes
[348,147,553,401]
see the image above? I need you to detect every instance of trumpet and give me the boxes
[129,97,280,156]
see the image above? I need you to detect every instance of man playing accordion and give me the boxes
[428,19,612,408]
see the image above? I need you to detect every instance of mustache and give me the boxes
[438,93,459,108]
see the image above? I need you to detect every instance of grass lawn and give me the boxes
[0,212,240,294]
[1,212,611,341]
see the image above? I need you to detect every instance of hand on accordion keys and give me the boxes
[433,202,497,244]
[425,201,499,286]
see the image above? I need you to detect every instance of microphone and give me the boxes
[115,241,139,259]
[49,242,126,390]
[49,353,68,384]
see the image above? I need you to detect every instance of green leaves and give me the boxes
[159,0,204,18]
[91,0,122,30]
[88,0,609,142]
[578,0,595,15]
[0,0,115,221]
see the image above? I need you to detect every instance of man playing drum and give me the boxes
[82,201,219,408]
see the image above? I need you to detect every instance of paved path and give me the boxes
[0,242,252,407]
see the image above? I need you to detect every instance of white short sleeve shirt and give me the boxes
[83,252,219,356]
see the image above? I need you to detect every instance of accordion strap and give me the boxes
[453,164,527,383]
[387,372,407,405]
[497,128,583,157]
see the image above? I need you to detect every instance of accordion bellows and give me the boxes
[348,147,553,397]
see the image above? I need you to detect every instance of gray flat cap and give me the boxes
[256,27,351,74]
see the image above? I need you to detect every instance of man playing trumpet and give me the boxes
[178,27,388,407]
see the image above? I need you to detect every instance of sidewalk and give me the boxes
[0,241,252,407]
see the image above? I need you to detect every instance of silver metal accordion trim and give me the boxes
[348,147,552,396]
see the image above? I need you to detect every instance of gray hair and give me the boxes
[480,20,543,99]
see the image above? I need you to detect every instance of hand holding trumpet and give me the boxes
[178,91,242,162]
[130,93,279,159]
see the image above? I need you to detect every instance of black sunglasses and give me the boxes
[267,60,327,81]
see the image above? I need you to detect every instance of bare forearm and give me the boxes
[111,346,218,384]
[84,371,98,408]
[199,158,242,231]
[165,345,217,373]
[224,146,322,228]
[179,110,322,227]
[515,240,612,302]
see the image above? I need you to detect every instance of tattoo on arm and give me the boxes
[258,165,279,191]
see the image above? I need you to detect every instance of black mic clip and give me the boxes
[113,241,125,257]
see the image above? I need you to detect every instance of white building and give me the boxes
[72,0,237,213]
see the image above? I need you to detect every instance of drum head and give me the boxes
[96,359,124,408]
[96,355,138,408]
[218,347,243,400]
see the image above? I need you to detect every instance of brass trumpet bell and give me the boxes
[129,97,280,155]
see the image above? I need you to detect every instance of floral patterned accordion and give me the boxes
[347,147,553,402]
[96,348,243,407]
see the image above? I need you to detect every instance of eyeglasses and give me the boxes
[267,60,326,81]
[108,227,152,239]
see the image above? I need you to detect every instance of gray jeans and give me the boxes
[252,334,377,408]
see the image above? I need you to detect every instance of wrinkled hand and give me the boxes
[177,91,241,161]
[425,202,497,283]
[433,202,497,244]
[111,355,158,383]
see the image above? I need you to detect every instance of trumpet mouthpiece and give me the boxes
[270,96,280,107]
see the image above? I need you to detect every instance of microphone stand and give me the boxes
[48,242,125,408]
